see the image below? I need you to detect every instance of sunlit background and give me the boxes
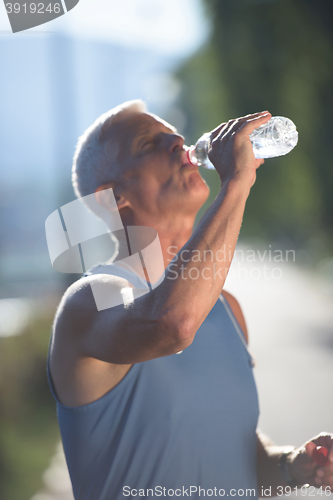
[0,1,333,499]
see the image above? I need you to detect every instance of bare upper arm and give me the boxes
[53,277,248,366]
[52,274,189,365]
[221,290,249,343]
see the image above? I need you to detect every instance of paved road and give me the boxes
[225,249,333,498]
[225,251,333,449]
[31,249,333,499]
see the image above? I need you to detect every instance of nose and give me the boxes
[164,133,185,154]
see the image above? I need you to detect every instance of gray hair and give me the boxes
[72,99,146,201]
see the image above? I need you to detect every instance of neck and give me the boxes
[109,213,195,280]
[152,216,194,269]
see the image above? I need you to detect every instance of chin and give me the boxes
[186,174,210,211]
[189,171,210,197]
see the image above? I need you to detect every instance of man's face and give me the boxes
[113,112,210,222]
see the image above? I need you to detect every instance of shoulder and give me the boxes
[53,273,132,333]
[221,290,248,343]
[50,274,135,406]
[62,272,132,306]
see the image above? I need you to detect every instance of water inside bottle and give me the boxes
[250,117,298,159]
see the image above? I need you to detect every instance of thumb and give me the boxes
[306,442,317,459]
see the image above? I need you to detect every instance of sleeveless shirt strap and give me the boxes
[218,294,256,367]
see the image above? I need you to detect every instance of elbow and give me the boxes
[159,313,196,352]
[177,315,196,345]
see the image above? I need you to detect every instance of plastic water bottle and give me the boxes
[187,116,298,169]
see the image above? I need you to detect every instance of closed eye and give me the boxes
[141,140,155,151]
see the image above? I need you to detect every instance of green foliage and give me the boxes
[0,308,60,500]
[178,0,333,252]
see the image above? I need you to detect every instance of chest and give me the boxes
[133,299,258,426]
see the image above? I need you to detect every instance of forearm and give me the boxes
[151,175,252,338]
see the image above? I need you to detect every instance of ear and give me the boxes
[95,183,130,211]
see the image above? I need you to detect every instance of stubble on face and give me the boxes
[111,112,210,223]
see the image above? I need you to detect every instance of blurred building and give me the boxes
[0,33,185,298]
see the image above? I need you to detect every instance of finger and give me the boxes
[210,111,270,138]
[210,121,230,137]
[213,116,255,142]
[312,433,333,450]
[306,441,317,459]
[217,112,272,142]
[210,120,233,139]
[316,464,333,478]
[235,111,271,122]
[329,443,333,464]
[220,112,271,137]
[236,112,272,137]
[315,467,333,489]
[237,111,272,124]
[225,118,250,136]
[314,466,333,485]
[215,118,243,139]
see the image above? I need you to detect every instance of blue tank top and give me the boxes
[47,264,259,500]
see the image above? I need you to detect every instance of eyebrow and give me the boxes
[135,127,152,141]
[132,123,178,151]
[131,127,152,151]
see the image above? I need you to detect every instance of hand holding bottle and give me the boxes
[187,115,298,171]
[199,111,272,187]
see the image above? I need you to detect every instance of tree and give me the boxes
[178,0,333,252]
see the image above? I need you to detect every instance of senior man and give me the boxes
[48,100,333,499]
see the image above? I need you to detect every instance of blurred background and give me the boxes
[0,0,332,498]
